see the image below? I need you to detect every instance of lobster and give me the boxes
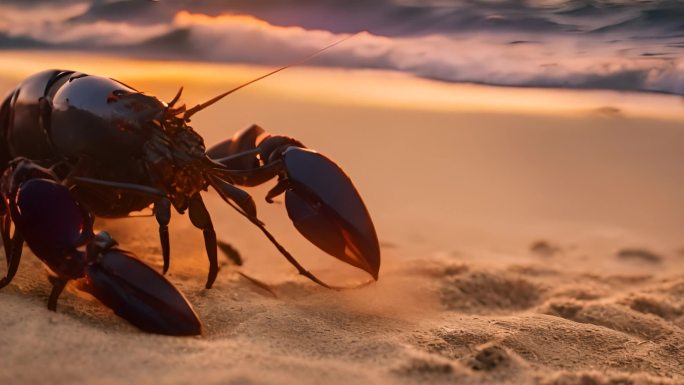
[0,67,380,335]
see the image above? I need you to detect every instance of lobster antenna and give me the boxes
[183,32,359,121]
[168,86,184,107]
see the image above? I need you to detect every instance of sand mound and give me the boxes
[441,270,544,313]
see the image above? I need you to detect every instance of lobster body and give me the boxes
[1,70,173,216]
[0,69,380,335]
[1,70,58,163]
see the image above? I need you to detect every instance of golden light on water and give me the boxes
[1,50,682,122]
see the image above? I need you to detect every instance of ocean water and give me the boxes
[0,0,682,94]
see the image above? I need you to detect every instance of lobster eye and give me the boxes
[106,90,128,103]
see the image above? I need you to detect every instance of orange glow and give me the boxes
[174,10,273,29]
[0,50,682,122]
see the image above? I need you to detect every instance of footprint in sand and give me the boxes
[616,248,663,264]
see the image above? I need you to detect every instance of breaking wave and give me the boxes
[0,0,683,94]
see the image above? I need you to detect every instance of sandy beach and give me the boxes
[0,52,683,385]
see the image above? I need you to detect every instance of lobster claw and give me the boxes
[12,178,91,259]
[279,147,380,280]
[3,174,92,284]
[4,165,201,336]
[207,127,381,282]
[81,246,202,336]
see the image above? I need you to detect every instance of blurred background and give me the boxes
[2,0,684,94]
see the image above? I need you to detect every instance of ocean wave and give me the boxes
[0,0,682,95]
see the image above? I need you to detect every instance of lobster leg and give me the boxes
[0,230,24,289]
[73,177,175,274]
[249,216,336,290]
[47,275,68,311]
[207,174,257,219]
[208,171,338,288]
[211,149,262,166]
[188,194,218,289]
[265,179,288,203]
[211,160,283,187]
[154,198,171,274]
[72,177,166,198]
[1,212,10,265]
[206,124,265,170]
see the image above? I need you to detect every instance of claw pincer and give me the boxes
[0,160,201,335]
[208,125,380,280]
